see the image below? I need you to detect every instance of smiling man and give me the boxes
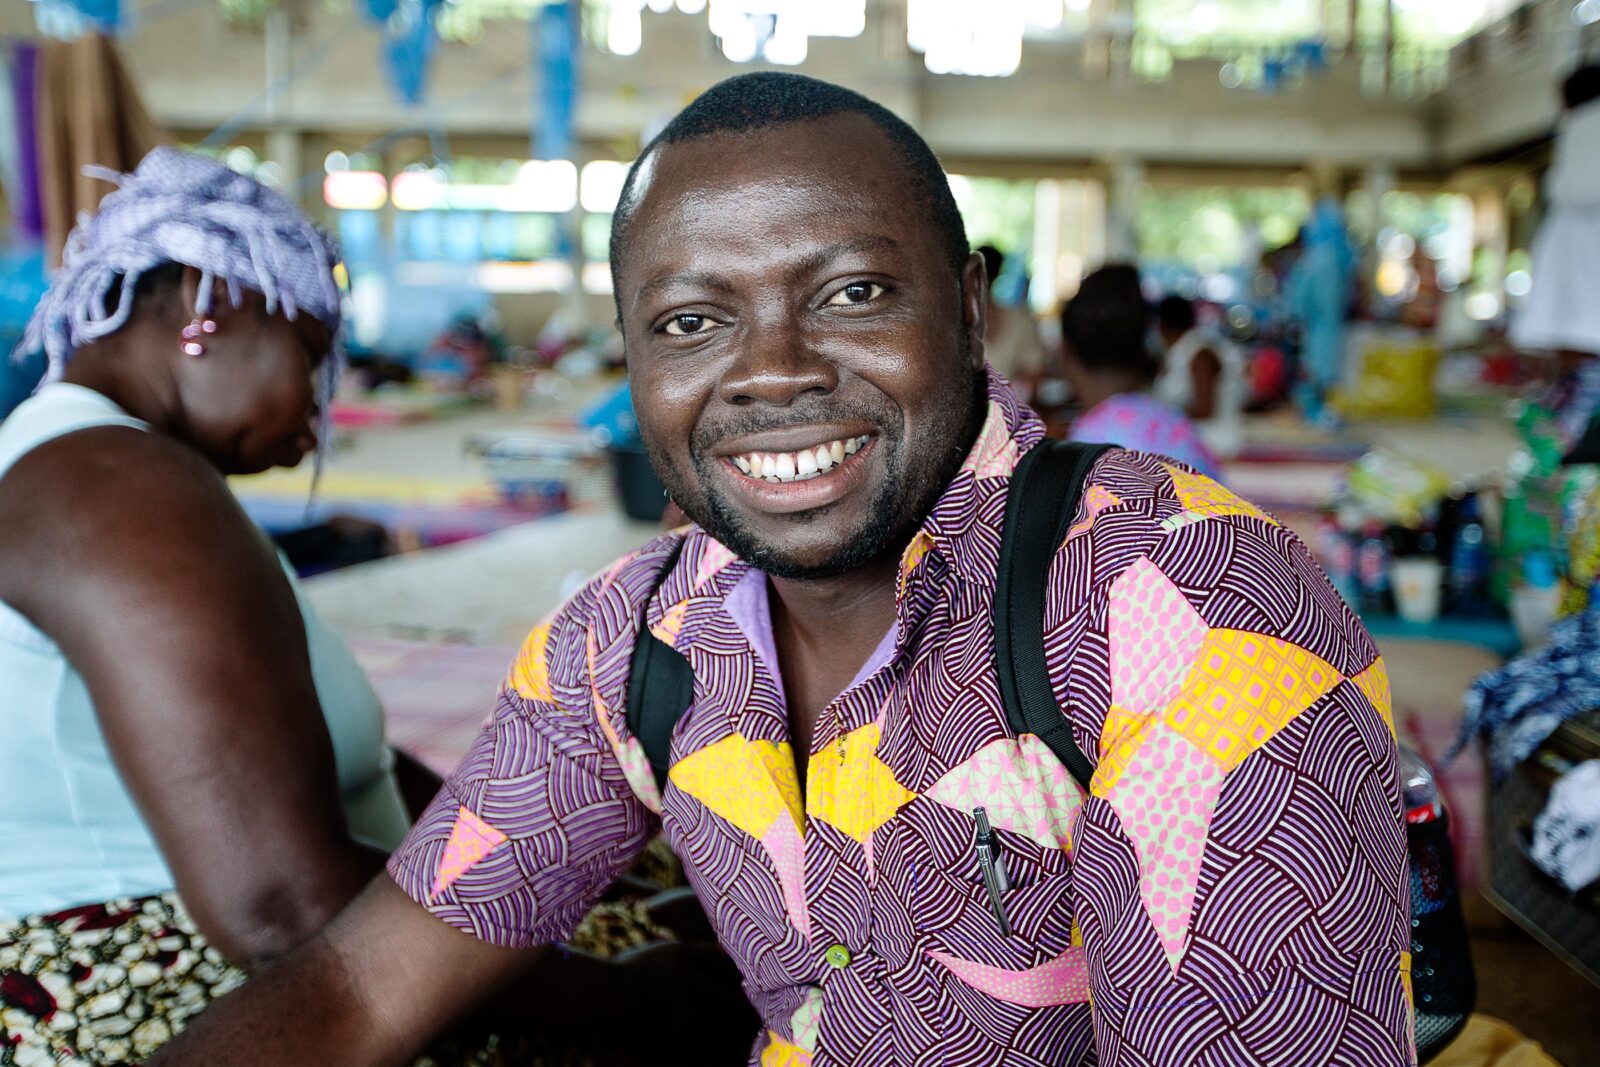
[155,73,1412,1066]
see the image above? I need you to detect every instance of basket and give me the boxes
[1485,713,1600,990]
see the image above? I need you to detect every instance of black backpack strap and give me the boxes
[625,537,694,792]
[993,440,1113,793]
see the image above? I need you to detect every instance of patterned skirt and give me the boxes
[1,839,682,1066]
[0,892,244,1066]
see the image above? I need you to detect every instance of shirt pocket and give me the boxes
[909,858,1093,1058]
[913,854,1077,971]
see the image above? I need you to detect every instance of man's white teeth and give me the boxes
[733,436,871,483]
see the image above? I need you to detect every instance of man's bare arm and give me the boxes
[150,877,538,1066]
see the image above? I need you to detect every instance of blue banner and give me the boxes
[535,0,578,162]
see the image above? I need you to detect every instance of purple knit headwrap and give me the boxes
[19,147,344,409]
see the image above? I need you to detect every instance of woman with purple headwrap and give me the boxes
[0,148,416,1064]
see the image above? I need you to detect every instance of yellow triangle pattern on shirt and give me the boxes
[1161,465,1276,531]
[807,723,917,844]
[669,734,803,840]
[1163,629,1343,772]
[508,622,552,702]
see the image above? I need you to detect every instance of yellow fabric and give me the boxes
[1431,1015,1561,1067]
[668,735,802,839]
[806,723,917,844]
[508,623,553,701]
[1163,629,1342,773]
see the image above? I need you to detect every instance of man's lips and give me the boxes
[714,434,879,516]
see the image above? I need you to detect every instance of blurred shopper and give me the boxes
[1154,294,1247,458]
[0,148,417,1065]
[1285,198,1357,415]
[1513,64,1600,367]
[1062,265,1223,479]
[977,243,1046,388]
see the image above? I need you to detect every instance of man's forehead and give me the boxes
[637,113,906,210]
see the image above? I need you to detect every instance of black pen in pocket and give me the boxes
[973,806,1011,936]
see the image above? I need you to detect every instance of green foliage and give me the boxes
[949,177,1037,260]
[1136,186,1310,269]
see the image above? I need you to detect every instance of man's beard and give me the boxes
[649,348,985,583]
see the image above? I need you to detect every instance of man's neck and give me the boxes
[767,550,901,778]
[768,552,900,654]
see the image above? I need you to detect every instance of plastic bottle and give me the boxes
[1398,744,1443,824]
[1445,492,1491,617]
[1510,550,1563,650]
[1357,521,1393,616]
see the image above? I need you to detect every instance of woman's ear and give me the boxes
[175,266,234,323]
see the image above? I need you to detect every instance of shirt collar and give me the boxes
[910,366,1045,588]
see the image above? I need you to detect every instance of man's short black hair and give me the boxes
[608,72,969,305]
[1156,294,1196,335]
[1060,264,1154,375]
[1564,63,1600,110]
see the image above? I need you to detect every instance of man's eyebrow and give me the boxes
[785,235,899,281]
[634,270,736,309]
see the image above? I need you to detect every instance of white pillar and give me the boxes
[266,128,305,206]
[1103,156,1144,263]
[1358,162,1397,301]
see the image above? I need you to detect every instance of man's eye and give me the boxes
[665,315,716,335]
[826,282,883,306]
[663,314,711,336]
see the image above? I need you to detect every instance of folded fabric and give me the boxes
[1451,605,1600,782]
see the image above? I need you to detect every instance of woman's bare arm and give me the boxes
[0,426,384,967]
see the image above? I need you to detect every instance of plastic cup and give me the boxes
[1390,557,1443,623]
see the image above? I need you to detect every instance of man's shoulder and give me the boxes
[1052,447,1305,597]
[1055,447,1375,672]
[506,528,715,702]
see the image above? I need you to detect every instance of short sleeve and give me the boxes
[386,575,659,949]
[1051,456,1414,1064]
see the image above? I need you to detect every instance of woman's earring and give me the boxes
[180,318,218,357]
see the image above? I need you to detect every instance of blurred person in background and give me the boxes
[1063,265,1223,480]
[0,148,414,1065]
[1284,198,1356,420]
[978,243,1046,390]
[1513,64,1600,373]
[1154,294,1247,459]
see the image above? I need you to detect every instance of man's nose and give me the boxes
[717,313,839,408]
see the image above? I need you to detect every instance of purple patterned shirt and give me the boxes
[389,373,1413,1066]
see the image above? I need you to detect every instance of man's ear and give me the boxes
[960,251,988,373]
